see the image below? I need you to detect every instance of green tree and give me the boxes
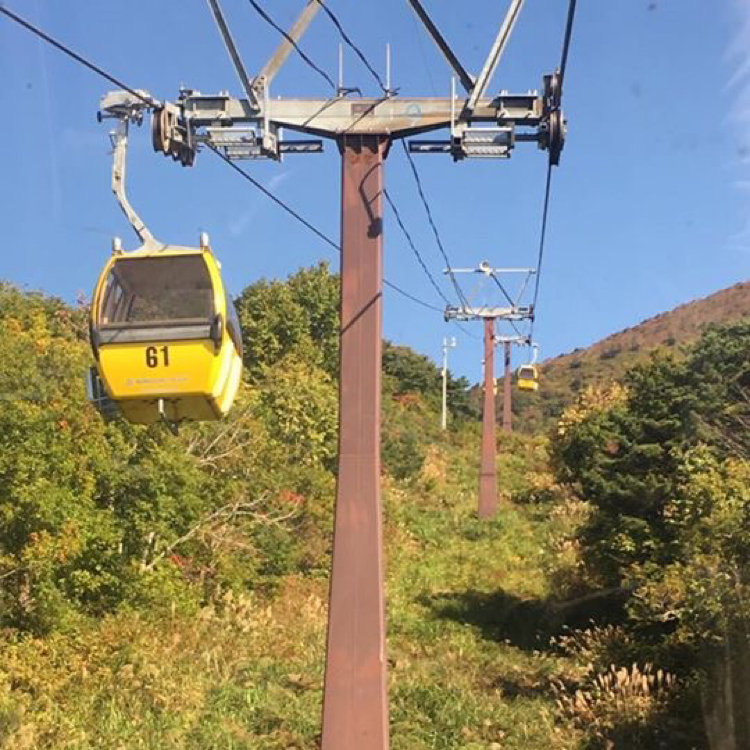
[549,320,750,682]
[383,342,441,402]
[551,321,750,587]
[287,262,340,377]
[235,262,340,380]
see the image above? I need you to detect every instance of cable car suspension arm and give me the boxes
[102,95,157,247]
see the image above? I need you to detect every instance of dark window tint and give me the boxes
[99,256,214,326]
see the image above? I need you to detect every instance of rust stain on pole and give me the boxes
[479,316,498,518]
[321,134,390,750]
[502,340,512,434]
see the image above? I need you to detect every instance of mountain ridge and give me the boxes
[510,279,749,432]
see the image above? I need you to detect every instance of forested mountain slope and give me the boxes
[511,280,749,432]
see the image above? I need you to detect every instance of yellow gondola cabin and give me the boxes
[89,239,243,426]
[517,364,539,392]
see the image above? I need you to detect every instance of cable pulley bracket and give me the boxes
[538,108,566,166]
[543,71,562,112]
[98,90,153,125]
[201,126,323,160]
[152,101,196,167]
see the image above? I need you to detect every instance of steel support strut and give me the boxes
[321,135,390,750]
[502,340,512,434]
[479,317,498,518]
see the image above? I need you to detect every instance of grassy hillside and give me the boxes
[0,431,598,749]
[510,280,750,433]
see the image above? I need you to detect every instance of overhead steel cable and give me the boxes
[489,271,529,339]
[530,0,578,337]
[207,144,339,252]
[559,0,578,84]
[489,271,528,340]
[207,145,446,314]
[300,1,476,324]
[383,190,451,307]
[489,269,517,310]
[230,2,481,323]
[0,5,159,108]
[310,6,470,312]
[246,0,337,91]
[529,163,552,334]
[0,5,444,319]
[3,2,481,336]
[314,0,389,93]
[385,282,445,314]
[400,142,471,309]
[210,149,478,333]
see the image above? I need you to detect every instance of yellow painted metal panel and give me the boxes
[90,246,243,425]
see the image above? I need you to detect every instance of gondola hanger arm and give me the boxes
[98,91,158,248]
[109,116,157,248]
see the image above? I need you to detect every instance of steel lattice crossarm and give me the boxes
[442,261,536,322]
[141,86,554,163]
[444,305,532,322]
[494,333,532,346]
[96,0,566,164]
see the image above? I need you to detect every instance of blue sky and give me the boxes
[0,0,748,382]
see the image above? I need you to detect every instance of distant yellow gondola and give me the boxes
[517,364,539,392]
[89,238,243,426]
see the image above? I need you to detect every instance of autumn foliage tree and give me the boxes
[0,264,476,634]
[551,321,750,653]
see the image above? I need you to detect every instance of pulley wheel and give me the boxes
[152,107,171,155]
[547,109,565,166]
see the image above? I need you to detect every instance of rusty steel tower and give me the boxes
[444,262,536,517]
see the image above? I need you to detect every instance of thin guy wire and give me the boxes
[451,320,479,340]
[388,282,446,313]
[488,273,527,339]
[212,148,471,324]
[400,141,471,309]
[311,0,469,315]
[0,5,159,108]
[314,0,388,93]
[304,2,477,337]
[276,1,474,331]
[208,146,445,314]
[384,190,452,306]
[246,0,337,90]
[495,316,525,342]
[208,144,339,251]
